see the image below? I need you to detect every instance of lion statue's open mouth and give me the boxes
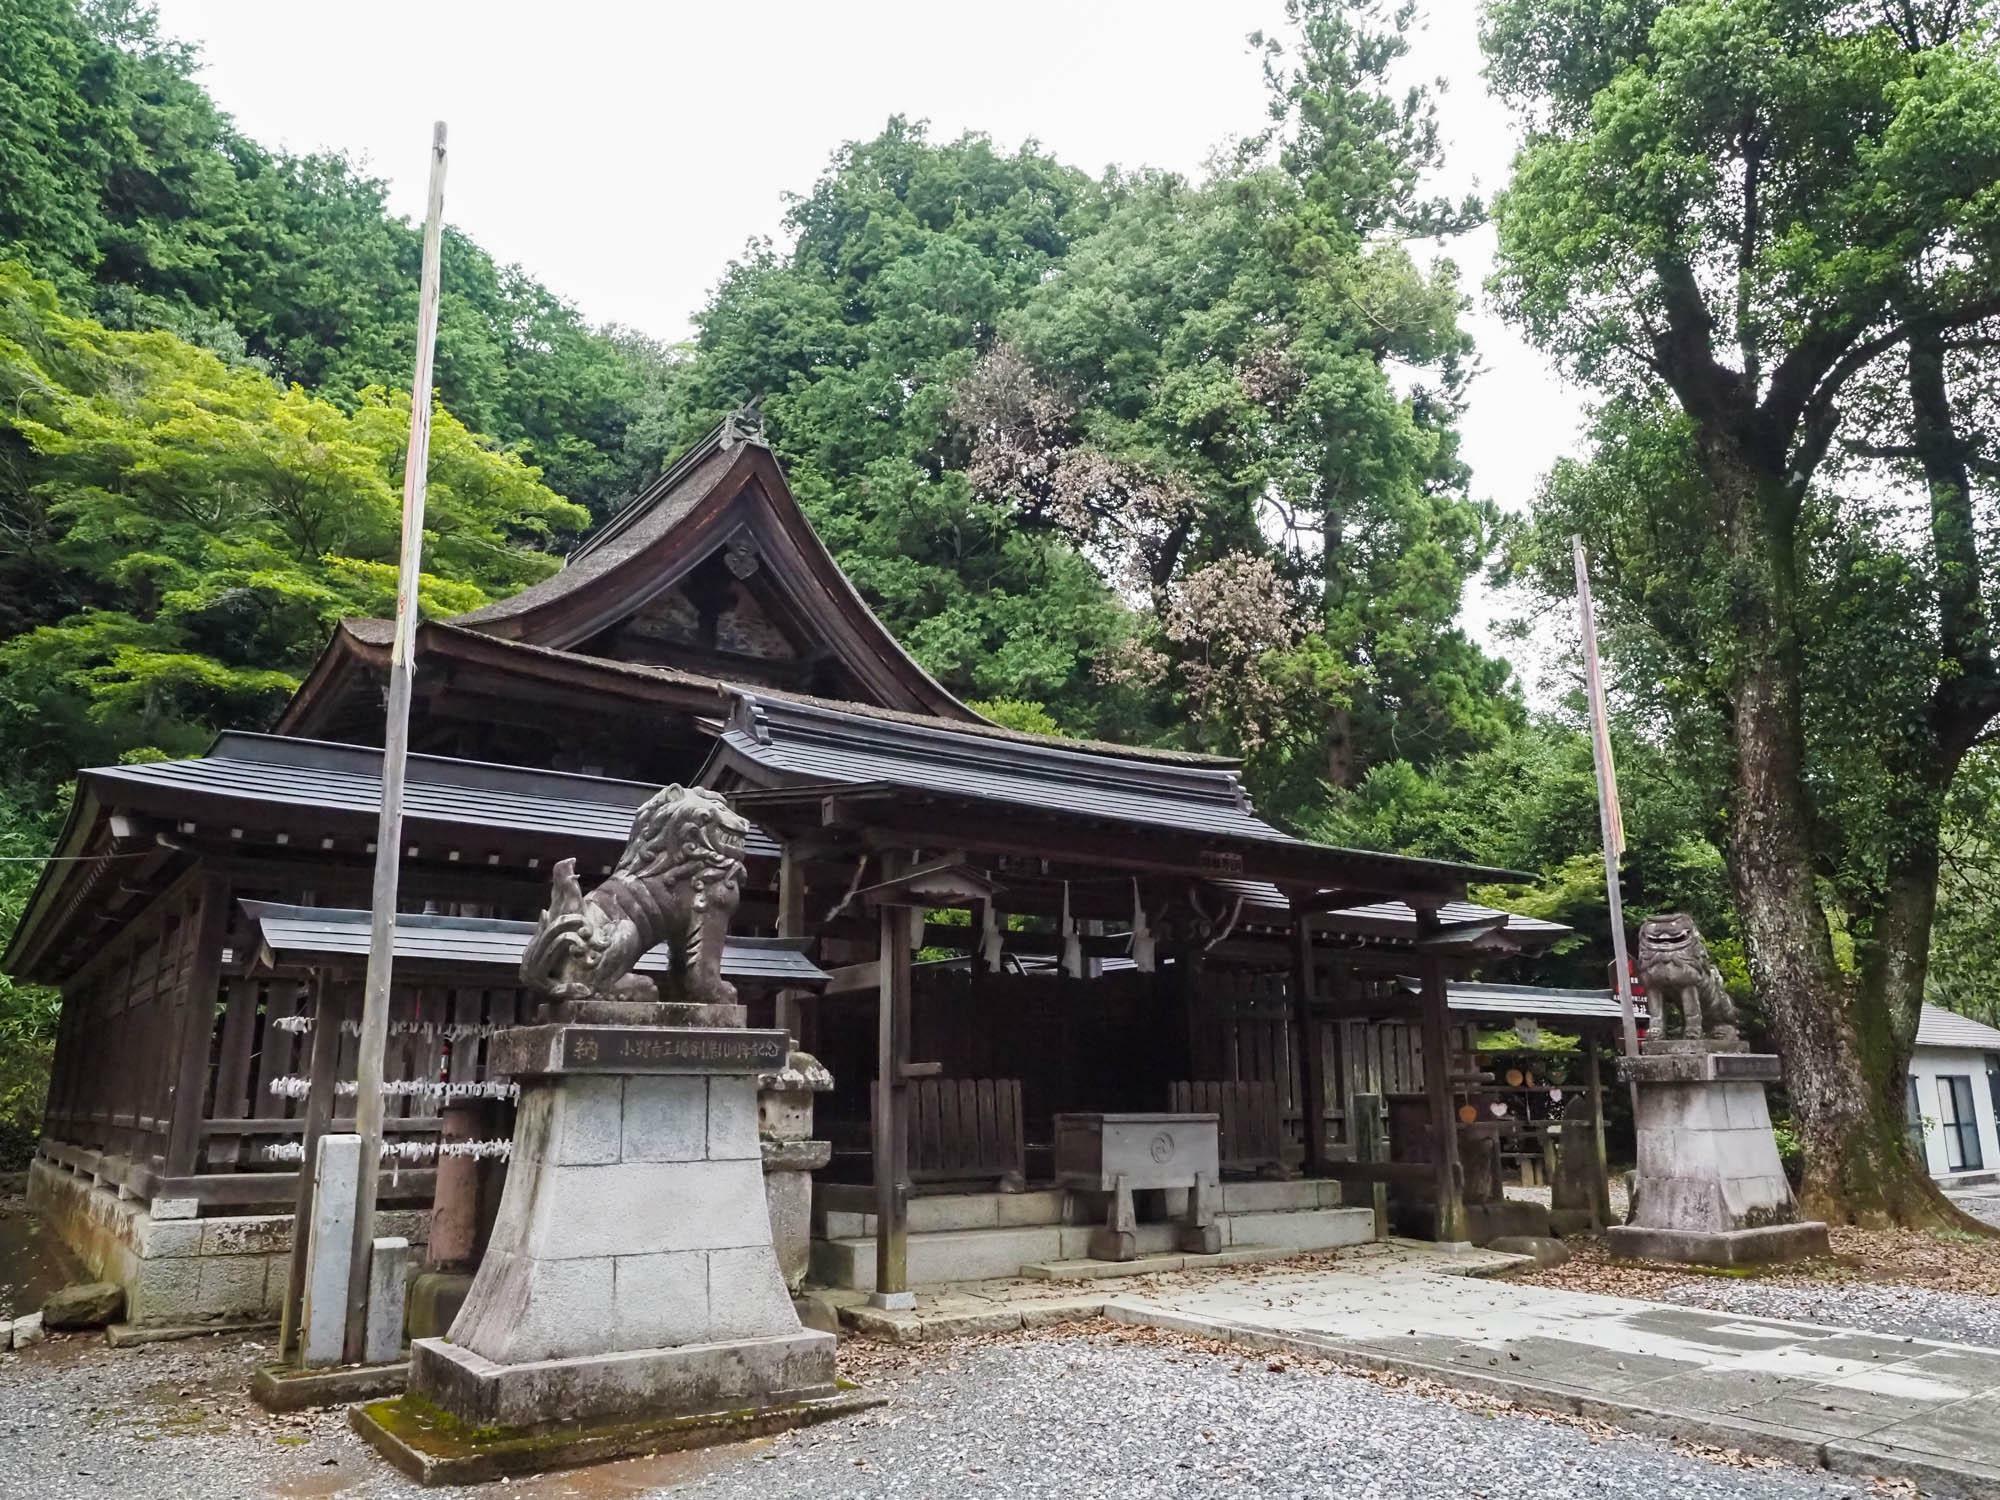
[1636,912,1739,1045]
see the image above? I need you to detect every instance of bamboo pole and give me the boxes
[343,122,449,1364]
[1574,536,1640,1062]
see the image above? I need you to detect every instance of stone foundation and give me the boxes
[413,1025,835,1432]
[412,1329,836,1430]
[1612,1050,1828,1266]
[28,1154,428,1325]
[1606,1220,1831,1266]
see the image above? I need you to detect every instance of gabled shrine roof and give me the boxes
[1392,976,1641,1023]
[444,413,970,719]
[711,692,1274,843]
[4,732,786,982]
[278,619,1235,768]
[1205,877,1573,952]
[82,730,783,855]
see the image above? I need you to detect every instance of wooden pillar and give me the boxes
[426,1100,485,1272]
[164,873,229,1179]
[873,898,914,1307]
[1177,944,1202,1081]
[1289,915,1328,1174]
[1586,1035,1613,1227]
[280,972,343,1358]
[1413,919,1466,1243]
[774,842,806,1042]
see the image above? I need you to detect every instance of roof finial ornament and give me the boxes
[718,398,767,452]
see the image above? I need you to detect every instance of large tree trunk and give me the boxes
[1709,451,1954,1225]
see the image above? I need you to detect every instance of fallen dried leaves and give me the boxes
[1511,1224,2000,1300]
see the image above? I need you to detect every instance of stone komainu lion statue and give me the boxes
[1635,912,1740,1044]
[519,784,749,1007]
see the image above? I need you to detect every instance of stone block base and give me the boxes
[28,1156,429,1326]
[1607,1220,1831,1267]
[352,1386,879,1487]
[410,1328,837,1430]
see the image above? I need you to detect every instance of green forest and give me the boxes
[1,0,1997,1223]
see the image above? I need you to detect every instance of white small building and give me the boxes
[1908,1004,2000,1183]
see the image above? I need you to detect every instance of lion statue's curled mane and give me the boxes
[519,783,749,1007]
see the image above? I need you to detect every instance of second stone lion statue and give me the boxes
[1635,912,1740,1045]
[519,783,749,1007]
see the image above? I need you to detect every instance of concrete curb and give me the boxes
[106,1319,277,1348]
[250,1358,409,1412]
[1098,1304,2000,1500]
[838,1296,1109,1343]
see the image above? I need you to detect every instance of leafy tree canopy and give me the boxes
[0,262,586,786]
[1484,0,2000,1221]
[661,4,1522,823]
[0,0,678,519]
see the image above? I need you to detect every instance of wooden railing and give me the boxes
[1169,1080,1286,1177]
[864,1076,1025,1189]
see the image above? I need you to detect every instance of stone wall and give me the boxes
[29,1156,429,1326]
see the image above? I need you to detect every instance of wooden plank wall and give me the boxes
[1185,967,1306,1163]
[815,968,1187,1147]
[40,870,537,1183]
[194,972,531,1174]
[40,876,202,1171]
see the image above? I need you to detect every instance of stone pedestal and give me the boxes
[407,1025,837,1431]
[757,1052,833,1297]
[1608,1049,1830,1266]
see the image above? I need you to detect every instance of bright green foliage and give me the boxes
[656,120,1130,731]
[0,782,60,1168]
[1934,747,2000,1027]
[965,699,1066,737]
[0,0,676,518]
[1317,715,1733,982]
[993,0,1517,811]
[0,263,586,784]
[660,6,1520,821]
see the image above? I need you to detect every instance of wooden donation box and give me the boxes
[1053,1112,1221,1262]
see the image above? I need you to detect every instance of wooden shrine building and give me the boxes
[7,410,1610,1318]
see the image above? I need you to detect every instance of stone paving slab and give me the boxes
[1100,1266,2000,1498]
[818,1237,1526,1342]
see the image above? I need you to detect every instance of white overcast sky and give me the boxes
[149,0,1587,693]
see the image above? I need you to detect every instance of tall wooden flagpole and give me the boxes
[1574,535,1640,1062]
[344,121,449,1363]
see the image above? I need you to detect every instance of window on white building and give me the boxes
[1938,1075,1984,1172]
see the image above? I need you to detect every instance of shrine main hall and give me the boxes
[7,410,1621,1322]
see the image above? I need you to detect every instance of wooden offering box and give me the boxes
[1053,1112,1220,1192]
[1053,1112,1221,1261]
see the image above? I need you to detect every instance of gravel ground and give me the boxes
[1656,1277,2000,1346]
[1952,1189,2000,1231]
[0,1323,1881,1500]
